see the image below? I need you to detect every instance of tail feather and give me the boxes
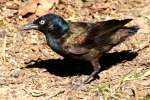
[111,25,139,44]
[120,19,132,25]
[126,26,139,35]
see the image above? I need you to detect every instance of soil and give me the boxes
[0,0,150,100]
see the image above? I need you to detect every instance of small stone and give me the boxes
[0,77,7,85]
[10,68,21,78]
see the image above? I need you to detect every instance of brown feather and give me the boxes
[61,19,133,55]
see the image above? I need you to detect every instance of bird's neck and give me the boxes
[45,33,68,56]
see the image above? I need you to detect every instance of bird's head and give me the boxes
[23,13,69,38]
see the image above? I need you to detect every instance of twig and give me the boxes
[134,43,150,53]
[48,90,65,99]
[2,32,6,62]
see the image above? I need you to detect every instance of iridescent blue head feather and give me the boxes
[23,13,69,39]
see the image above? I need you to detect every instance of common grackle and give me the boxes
[23,13,138,83]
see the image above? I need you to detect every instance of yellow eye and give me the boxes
[39,20,45,25]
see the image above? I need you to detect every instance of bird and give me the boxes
[23,13,138,84]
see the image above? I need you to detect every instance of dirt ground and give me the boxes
[0,0,150,100]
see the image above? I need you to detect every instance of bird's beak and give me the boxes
[22,23,38,30]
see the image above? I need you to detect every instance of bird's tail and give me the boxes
[125,26,139,35]
[120,19,133,25]
[111,25,139,45]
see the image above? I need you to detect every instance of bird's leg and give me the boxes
[84,59,101,84]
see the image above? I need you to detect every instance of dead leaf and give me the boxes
[19,0,38,16]
[0,30,6,38]
[36,0,54,16]
[19,0,59,17]
[6,2,19,10]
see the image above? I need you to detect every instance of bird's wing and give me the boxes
[62,19,134,55]
[86,19,132,40]
[82,19,133,46]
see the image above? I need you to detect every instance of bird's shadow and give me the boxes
[25,50,138,77]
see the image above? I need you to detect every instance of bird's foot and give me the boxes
[83,74,99,84]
